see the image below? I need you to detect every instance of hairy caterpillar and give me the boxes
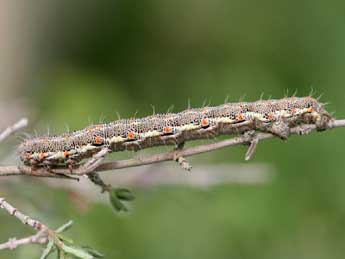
[18,96,332,167]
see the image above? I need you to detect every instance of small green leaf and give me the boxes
[114,188,135,201]
[56,221,74,233]
[109,192,127,212]
[62,244,94,259]
[40,240,54,259]
[81,246,104,258]
[57,233,74,244]
[65,254,79,259]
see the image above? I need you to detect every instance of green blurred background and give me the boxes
[1,1,345,258]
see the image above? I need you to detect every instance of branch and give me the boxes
[0,197,51,251]
[0,230,48,250]
[0,197,45,230]
[0,119,344,177]
[0,197,99,257]
[0,197,82,256]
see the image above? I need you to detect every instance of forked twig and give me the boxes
[0,198,50,250]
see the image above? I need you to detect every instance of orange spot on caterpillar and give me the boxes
[201,118,208,127]
[95,125,103,129]
[236,113,244,121]
[164,126,171,134]
[39,152,46,160]
[64,151,70,158]
[290,108,296,114]
[307,107,314,113]
[95,136,102,144]
[267,113,273,120]
[127,132,135,140]
[25,153,31,159]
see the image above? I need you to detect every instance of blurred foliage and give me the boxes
[2,0,345,258]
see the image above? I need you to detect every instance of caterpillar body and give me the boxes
[18,96,332,167]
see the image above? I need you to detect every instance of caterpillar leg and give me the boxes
[267,121,290,139]
[66,159,77,173]
[255,120,290,140]
[175,142,185,150]
[315,113,333,131]
[301,112,333,131]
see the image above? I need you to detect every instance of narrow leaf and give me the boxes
[57,233,74,244]
[81,246,104,258]
[62,244,94,259]
[56,220,73,233]
[40,240,54,259]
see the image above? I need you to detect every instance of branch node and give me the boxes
[8,238,17,250]
[0,198,4,207]
[245,138,259,161]
[242,130,259,161]
[174,153,192,171]
[294,124,313,135]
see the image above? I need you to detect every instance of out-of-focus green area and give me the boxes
[1,1,345,258]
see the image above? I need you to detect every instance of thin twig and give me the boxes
[173,142,192,171]
[0,119,344,177]
[0,118,28,143]
[0,230,48,250]
[76,147,111,175]
[0,118,69,253]
[245,138,259,161]
[0,197,50,251]
[0,197,45,230]
[0,198,73,251]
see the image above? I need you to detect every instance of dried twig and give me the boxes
[0,197,87,257]
[76,148,111,175]
[0,197,50,250]
[0,197,45,230]
[173,142,192,171]
[0,197,76,253]
[1,119,344,177]
[0,231,48,250]
[0,118,28,143]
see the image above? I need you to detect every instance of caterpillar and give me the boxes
[18,96,332,167]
